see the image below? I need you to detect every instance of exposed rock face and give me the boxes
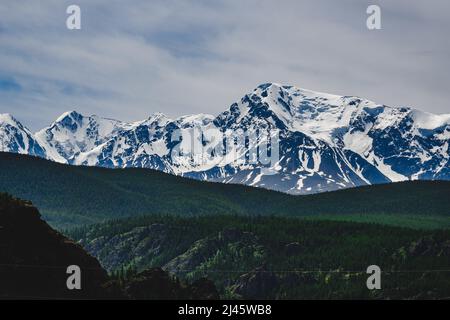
[0,194,108,299]
[163,228,264,277]
[82,224,169,272]
[408,236,450,257]
[3,83,450,195]
[0,194,219,300]
[190,278,220,300]
[284,242,303,256]
[230,266,279,300]
[123,268,219,300]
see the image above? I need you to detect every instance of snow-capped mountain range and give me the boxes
[1,83,449,194]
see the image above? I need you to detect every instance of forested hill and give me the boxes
[0,193,108,299]
[0,193,219,299]
[0,152,449,229]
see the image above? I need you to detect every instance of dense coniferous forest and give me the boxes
[1,153,450,299]
[1,152,449,229]
[2,190,450,299]
[68,214,450,299]
[0,194,218,299]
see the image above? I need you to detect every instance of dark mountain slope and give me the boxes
[0,152,449,229]
[70,214,450,299]
[0,193,108,299]
[0,193,218,300]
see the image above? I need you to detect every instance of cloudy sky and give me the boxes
[0,0,449,130]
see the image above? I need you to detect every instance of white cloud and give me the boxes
[0,0,449,130]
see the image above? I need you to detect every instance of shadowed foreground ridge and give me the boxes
[0,193,107,299]
[1,193,450,299]
[0,193,218,299]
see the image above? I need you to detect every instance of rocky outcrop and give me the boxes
[0,194,219,300]
[393,235,450,263]
[229,266,278,299]
[82,223,169,272]
[163,228,264,277]
[0,194,108,299]
[123,268,219,300]
[284,242,304,256]
[408,236,450,257]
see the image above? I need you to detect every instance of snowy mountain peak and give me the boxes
[409,109,450,130]
[0,113,46,157]
[35,111,129,163]
[55,110,83,122]
[1,83,449,195]
[0,113,22,127]
[220,84,381,144]
[139,112,171,127]
[176,114,215,127]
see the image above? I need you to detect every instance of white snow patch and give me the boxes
[410,110,450,129]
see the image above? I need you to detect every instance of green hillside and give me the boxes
[0,152,449,229]
[3,191,450,299]
[68,214,450,299]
